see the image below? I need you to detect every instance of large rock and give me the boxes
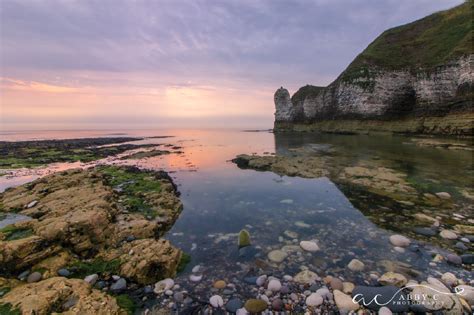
[274,87,294,123]
[352,285,410,312]
[0,277,127,314]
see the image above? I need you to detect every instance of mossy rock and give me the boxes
[244,299,267,313]
[238,229,251,248]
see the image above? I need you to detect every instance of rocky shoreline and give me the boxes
[0,166,184,314]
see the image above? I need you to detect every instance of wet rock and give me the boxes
[174,292,184,303]
[441,272,458,286]
[271,298,283,311]
[352,285,410,312]
[17,270,29,281]
[343,282,355,294]
[378,306,393,315]
[238,229,251,248]
[210,295,224,308]
[454,224,474,234]
[378,272,407,287]
[244,299,267,313]
[213,280,226,289]
[57,268,70,277]
[267,279,281,292]
[414,213,437,224]
[413,227,436,237]
[84,274,98,285]
[435,192,451,199]
[267,250,287,263]
[446,254,462,265]
[412,282,462,312]
[306,293,323,307]
[455,285,474,305]
[440,229,458,240]
[455,241,467,250]
[330,277,343,291]
[0,277,125,314]
[110,278,126,291]
[244,276,258,284]
[26,272,42,283]
[299,240,319,252]
[294,270,318,284]
[347,259,365,271]
[226,298,243,313]
[461,254,473,264]
[389,235,410,247]
[256,275,267,286]
[334,290,359,312]
[189,274,202,282]
[316,288,330,298]
[154,278,174,294]
[283,230,298,239]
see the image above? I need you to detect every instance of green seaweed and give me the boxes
[68,258,121,278]
[0,303,21,315]
[114,295,136,315]
[177,253,191,273]
[0,225,33,241]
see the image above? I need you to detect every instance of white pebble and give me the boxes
[306,293,323,306]
[209,295,224,308]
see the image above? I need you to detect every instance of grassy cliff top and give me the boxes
[291,85,325,104]
[341,1,472,78]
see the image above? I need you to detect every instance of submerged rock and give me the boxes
[299,240,319,252]
[238,229,251,248]
[267,250,287,263]
[389,235,411,247]
[244,299,267,313]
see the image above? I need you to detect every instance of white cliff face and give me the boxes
[274,87,294,122]
[276,55,472,128]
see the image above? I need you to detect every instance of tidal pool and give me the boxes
[0,129,472,311]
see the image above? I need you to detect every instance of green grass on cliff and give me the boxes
[291,85,325,104]
[341,1,472,81]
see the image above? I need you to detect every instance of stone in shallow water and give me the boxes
[413,227,436,237]
[461,254,474,264]
[334,290,359,312]
[299,240,319,252]
[267,250,287,263]
[440,229,458,239]
[267,279,281,292]
[352,285,410,312]
[271,298,283,311]
[389,235,410,247]
[294,270,318,284]
[378,272,407,287]
[305,293,323,306]
[110,278,126,291]
[244,299,267,313]
[238,229,251,248]
[154,278,174,294]
[213,280,226,289]
[347,259,365,271]
[446,254,462,265]
[330,277,343,291]
[210,295,224,308]
[226,298,243,313]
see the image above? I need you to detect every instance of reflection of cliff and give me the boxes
[274,2,473,136]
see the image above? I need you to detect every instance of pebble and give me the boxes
[244,299,267,313]
[330,277,343,291]
[316,288,330,298]
[110,278,127,291]
[17,270,29,281]
[27,272,42,283]
[378,272,407,287]
[226,298,243,313]
[435,192,451,199]
[334,290,359,312]
[299,241,319,252]
[440,229,457,239]
[256,275,267,286]
[389,235,410,247]
[244,276,258,284]
[26,200,38,208]
[413,227,436,237]
[112,275,120,281]
[164,290,173,296]
[57,269,70,277]
[213,280,226,289]
[210,295,224,308]
[347,259,364,271]
[342,282,355,294]
[189,274,203,282]
[173,292,184,303]
[154,278,174,294]
[378,306,393,315]
[461,254,474,264]
[191,265,201,273]
[455,241,467,250]
[236,308,249,315]
[271,298,283,311]
[446,253,462,265]
[84,274,98,285]
[294,270,318,284]
[305,293,323,307]
[267,279,282,292]
[267,250,287,263]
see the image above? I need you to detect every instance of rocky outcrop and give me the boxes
[0,166,183,283]
[0,277,126,315]
[274,2,473,136]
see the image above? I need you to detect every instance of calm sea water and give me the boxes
[0,129,472,301]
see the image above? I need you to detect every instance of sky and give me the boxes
[0,0,463,130]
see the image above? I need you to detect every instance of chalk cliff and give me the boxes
[275,2,473,135]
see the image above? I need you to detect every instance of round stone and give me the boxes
[213,280,226,289]
[84,274,98,285]
[256,275,267,286]
[189,274,203,282]
[272,298,283,311]
[305,293,323,307]
[226,298,243,313]
[347,259,365,271]
[57,269,70,277]
[389,235,411,247]
[446,254,462,265]
[110,278,127,291]
[378,272,407,287]
[330,277,343,291]
[267,250,287,263]
[440,230,458,240]
[210,295,224,308]
[294,270,318,284]
[435,192,451,199]
[299,241,320,252]
[267,279,282,292]
[154,278,174,294]
[378,306,393,315]
[244,299,267,313]
[27,272,42,283]
[174,292,184,303]
[334,290,359,312]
